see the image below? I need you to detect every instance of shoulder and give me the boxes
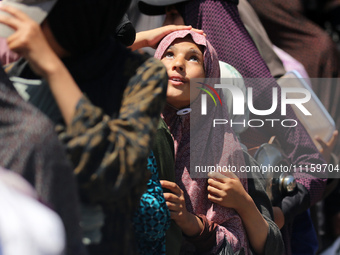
[125,56,168,97]
[136,57,167,83]
[121,49,167,88]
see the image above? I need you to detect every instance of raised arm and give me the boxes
[129,25,204,51]
[57,57,168,203]
[0,5,81,125]
[0,4,169,204]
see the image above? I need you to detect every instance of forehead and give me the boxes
[168,37,204,54]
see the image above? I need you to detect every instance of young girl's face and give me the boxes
[161,37,205,109]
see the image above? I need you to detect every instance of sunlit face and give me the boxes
[161,37,205,109]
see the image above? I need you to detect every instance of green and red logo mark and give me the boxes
[197,82,222,115]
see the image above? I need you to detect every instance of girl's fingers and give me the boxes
[207,193,223,203]
[190,27,205,35]
[0,14,20,30]
[207,178,225,190]
[165,201,178,211]
[207,184,224,197]
[171,25,191,30]
[0,5,31,21]
[161,180,182,196]
[6,30,22,43]
[208,170,238,180]
[163,192,181,203]
[162,24,204,34]
[6,39,26,54]
[315,135,327,149]
[328,130,339,148]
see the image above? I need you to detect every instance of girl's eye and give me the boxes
[165,52,174,58]
[189,55,199,62]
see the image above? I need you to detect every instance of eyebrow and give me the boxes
[166,45,203,57]
[167,45,175,51]
[189,49,202,56]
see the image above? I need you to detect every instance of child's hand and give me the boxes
[207,171,250,212]
[315,130,338,163]
[161,180,191,225]
[208,171,270,254]
[146,25,205,49]
[0,5,60,78]
[131,25,205,51]
[161,180,203,236]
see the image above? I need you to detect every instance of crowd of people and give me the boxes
[0,0,339,254]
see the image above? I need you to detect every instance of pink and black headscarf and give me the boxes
[154,30,220,79]
[154,31,251,254]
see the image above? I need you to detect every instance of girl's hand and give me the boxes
[161,180,203,236]
[146,25,205,49]
[0,5,59,78]
[130,25,205,51]
[315,130,338,163]
[161,180,191,225]
[208,172,270,254]
[207,171,250,212]
[0,5,82,126]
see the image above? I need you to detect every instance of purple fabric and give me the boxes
[183,0,327,205]
[182,2,327,254]
[183,0,271,79]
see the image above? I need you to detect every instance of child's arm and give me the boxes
[129,25,205,51]
[0,5,81,125]
[207,171,269,255]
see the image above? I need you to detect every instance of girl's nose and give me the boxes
[172,56,185,72]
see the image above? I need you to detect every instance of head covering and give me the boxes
[47,0,132,55]
[154,31,250,254]
[154,30,220,78]
[0,0,57,38]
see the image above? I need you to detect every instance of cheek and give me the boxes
[189,66,206,79]
[190,83,201,101]
[199,65,206,78]
[161,60,171,74]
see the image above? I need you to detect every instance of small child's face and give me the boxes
[161,37,205,109]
